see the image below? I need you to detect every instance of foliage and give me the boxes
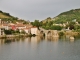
[4,29,13,35]
[31,20,41,29]
[74,25,80,30]
[50,25,63,30]
[20,30,26,34]
[0,10,28,24]
[15,29,20,33]
[69,22,75,30]
[23,21,29,24]
[4,29,20,35]
[59,32,64,36]
[40,8,80,30]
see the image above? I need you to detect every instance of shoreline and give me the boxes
[0,30,80,39]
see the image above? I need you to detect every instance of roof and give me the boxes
[15,24,25,27]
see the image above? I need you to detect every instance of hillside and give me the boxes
[0,10,18,20]
[0,10,29,24]
[41,8,80,24]
[35,8,80,30]
[53,8,80,23]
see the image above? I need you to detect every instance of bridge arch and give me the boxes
[39,28,59,37]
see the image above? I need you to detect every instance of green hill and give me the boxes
[0,10,29,24]
[53,8,80,23]
[41,8,80,24]
[38,8,80,30]
[0,10,19,22]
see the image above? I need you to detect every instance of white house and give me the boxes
[31,27,38,35]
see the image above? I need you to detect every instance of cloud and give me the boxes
[0,0,80,21]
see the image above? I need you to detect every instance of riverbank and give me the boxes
[0,33,37,39]
[62,30,80,36]
[0,30,79,39]
[0,34,28,39]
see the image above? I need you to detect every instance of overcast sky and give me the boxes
[0,0,80,21]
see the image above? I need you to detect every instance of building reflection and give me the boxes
[0,36,59,45]
[0,39,5,45]
[70,39,74,42]
[30,36,44,44]
[45,36,59,42]
[0,35,77,46]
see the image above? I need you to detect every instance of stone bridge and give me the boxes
[38,28,59,37]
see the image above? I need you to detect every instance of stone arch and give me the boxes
[47,31,51,36]
[40,31,44,35]
[40,30,45,36]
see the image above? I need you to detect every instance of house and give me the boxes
[23,28,31,34]
[26,24,33,28]
[8,25,16,30]
[0,26,5,35]
[22,24,33,34]
[0,19,5,35]
[2,24,9,30]
[31,27,38,35]
[16,24,26,30]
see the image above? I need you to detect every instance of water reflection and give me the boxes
[45,36,59,42]
[0,35,80,60]
[70,39,74,42]
[0,37,26,45]
[0,35,80,45]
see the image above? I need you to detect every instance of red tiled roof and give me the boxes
[31,26,37,28]
[16,24,25,27]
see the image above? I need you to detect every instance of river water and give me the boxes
[0,35,80,60]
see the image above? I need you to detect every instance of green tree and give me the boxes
[74,25,80,30]
[50,25,63,30]
[4,30,12,35]
[21,30,26,34]
[31,20,40,29]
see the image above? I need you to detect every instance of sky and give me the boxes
[0,0,80,21]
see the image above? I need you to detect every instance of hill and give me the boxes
[35,8,80,30]
[53,8,80,23]
[41,8,80,24]
[0,10,29,24]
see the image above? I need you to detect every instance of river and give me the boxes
[0,35,80,60]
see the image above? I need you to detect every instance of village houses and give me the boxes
[0,19,38,35]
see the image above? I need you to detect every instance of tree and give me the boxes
[50,25,63,30]
[74,25,80,30]
[4,30,12,35]
[15,29,20,34]
[69,22,75,30]
[31,20,40,29]
[21,30,26,34]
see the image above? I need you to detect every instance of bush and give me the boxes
[50,25,63,30]
[59,32,64,36]
[4,30,12,35]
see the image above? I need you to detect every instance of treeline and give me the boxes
[0,10,12,17]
